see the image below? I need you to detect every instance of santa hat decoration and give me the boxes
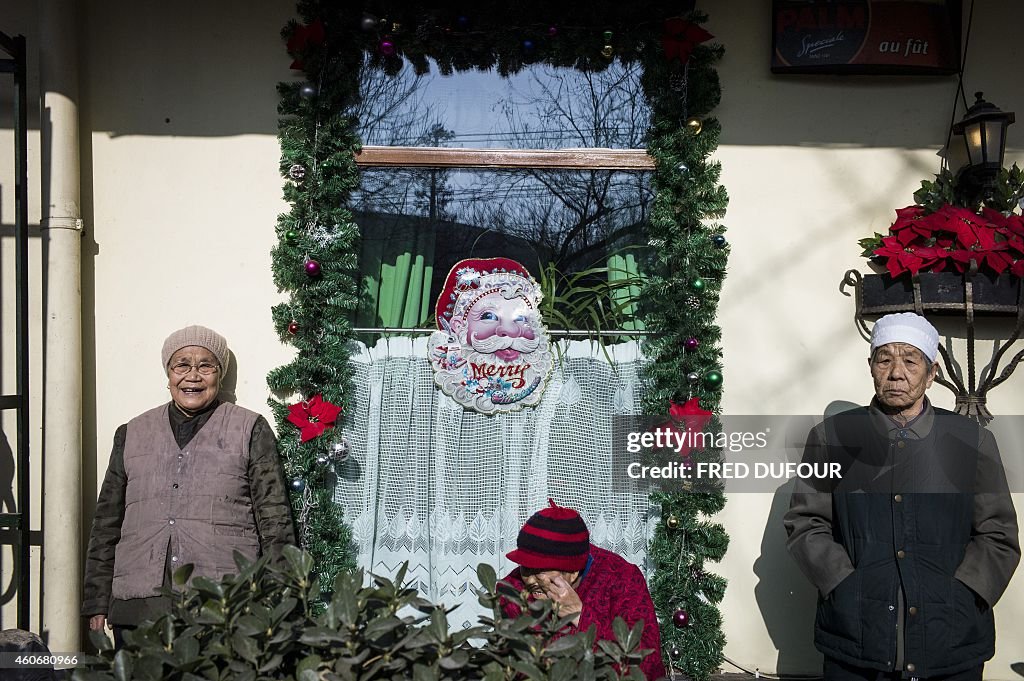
[435,257,540,328]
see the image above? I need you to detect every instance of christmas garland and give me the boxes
[270,2,730,678]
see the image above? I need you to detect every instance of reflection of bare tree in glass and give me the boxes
[353,58,456,222]
[352,59,652,271]
[462,62,653,273]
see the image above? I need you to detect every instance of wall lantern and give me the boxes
[952,91,1015,204]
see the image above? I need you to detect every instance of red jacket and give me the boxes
[500,545,666,680]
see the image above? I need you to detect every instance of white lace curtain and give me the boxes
[333,336,656,629]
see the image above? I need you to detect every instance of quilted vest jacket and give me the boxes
[815,408,993,677]
[112,402,260,600]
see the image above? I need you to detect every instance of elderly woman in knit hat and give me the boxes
[785,312,1019,681]
[82,325,296,646]
[500,500,667,680]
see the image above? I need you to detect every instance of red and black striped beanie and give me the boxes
[506,499,590,571]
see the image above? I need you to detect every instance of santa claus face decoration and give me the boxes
[429,258,554,414]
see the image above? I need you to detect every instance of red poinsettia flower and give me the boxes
[943,205,988,249]
[666,398,714,457]
[1012,260,1024,277]
[287,19,326,70]
[661,18,713,63]
[669,397,713,432]
[287,393,342,442]
[890,206,935,246]
[980,206,1011,230]
[1005,234,1024,256]
[874,236,925,277]
[870,201,1024,279]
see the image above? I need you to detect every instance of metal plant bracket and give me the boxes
[841,264,1024,425]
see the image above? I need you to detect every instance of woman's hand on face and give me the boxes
[537,574,583,624]
[89,614,109,631]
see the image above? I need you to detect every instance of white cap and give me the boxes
[870,312,939,363]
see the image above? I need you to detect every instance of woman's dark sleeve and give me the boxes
[82,424,128,616]
[248,417,298,557]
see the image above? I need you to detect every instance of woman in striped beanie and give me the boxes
[501,499,667,680]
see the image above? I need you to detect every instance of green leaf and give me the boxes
[476,563,497,592]
[88,629,113,652]
[172,563,195,586]
[626,620,644,651]
[612,617,629,647]
[413,662,437,681]
[549,657,578,681]
[191,576,225,600]
[196,600,226,625]
[438,649,470,670]
[257,653,284,673]
[545,635,582,654]
[111,651,134,681]
[509,659,547,678]
[231,631,261,663]
[282,544,314,583]
[297,654,323,674]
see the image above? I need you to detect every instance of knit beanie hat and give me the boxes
[161,325,230,372]
[506,499,590,571]
[870,312,939,363]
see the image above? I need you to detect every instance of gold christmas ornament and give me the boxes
[666,514,680,529]
[686,117,703,135]
[601,45,614,58]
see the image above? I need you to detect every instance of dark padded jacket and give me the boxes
[785,403,1019,677]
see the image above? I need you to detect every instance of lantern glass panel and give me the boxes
[964,122,983,166]
[983,120,1004,166]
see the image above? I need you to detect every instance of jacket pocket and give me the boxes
[949,578,985,649]
[817,569,862,647]
[213,523,246,537]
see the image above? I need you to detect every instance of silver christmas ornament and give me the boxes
[288,164,306,180]
[328,433,350,463]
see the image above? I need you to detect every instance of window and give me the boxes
[350,57,654,331]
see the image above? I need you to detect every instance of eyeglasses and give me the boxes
[169,361,220,376]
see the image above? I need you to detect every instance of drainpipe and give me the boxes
[39,0,83,652]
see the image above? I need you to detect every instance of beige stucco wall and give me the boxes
[711,3,1024,678]
[1,0,1022,676]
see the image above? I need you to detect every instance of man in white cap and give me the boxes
[785,313,1019,681]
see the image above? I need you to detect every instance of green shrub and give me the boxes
[74,546,652,681]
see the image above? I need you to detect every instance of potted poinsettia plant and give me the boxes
[855,164,1024,314]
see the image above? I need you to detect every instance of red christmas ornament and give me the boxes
[287,321,299,335]
[287,394,342,442]
[672,609,690,628]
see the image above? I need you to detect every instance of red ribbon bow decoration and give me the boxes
[287,393,342,442]
[661,18,713,64]
[287,19,326,70]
